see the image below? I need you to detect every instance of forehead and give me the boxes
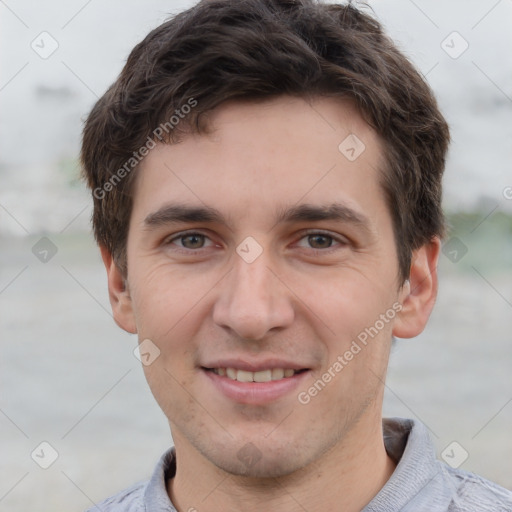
[132,96,388,229]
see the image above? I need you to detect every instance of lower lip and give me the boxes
[203,369,310,405]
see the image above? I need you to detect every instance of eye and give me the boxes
[295,231,348,251]
[166,232,214,250]
[305,234,334,249]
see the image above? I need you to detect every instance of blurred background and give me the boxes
[1,0,511,510]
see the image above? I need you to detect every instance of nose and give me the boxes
[212,251,295,341]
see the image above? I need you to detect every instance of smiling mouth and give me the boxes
[203,367,308,383]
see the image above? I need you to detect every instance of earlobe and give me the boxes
[100,246,137,334]
[392,237,441,339]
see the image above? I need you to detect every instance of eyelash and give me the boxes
[164,230,349,255]
[296,230,349,254]
[164,231,216,252]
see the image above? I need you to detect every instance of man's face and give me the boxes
[120,97,410,477]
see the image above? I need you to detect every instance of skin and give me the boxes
[101,96,440,512]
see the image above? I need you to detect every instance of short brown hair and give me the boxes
[81,0,450,281]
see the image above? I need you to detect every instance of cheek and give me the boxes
[142,357,199,426]
[295,268,396,399]
[129,260,214,340]
[128,267,213,402]
[292,266,396,340]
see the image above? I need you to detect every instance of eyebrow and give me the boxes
[144,204,224,228]
[143,202,372,233]
[274,203,371,231]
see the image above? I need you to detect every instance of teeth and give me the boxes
[271,368,284,380]
[212,367,300,382]
[254,369,272,382]
[236,370,254,383]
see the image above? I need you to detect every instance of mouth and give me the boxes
[204,367,308,382]
[201,364,311,404]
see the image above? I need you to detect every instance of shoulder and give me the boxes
[446,466,512,512]
[83,448,176,512]
[84,481,147,512]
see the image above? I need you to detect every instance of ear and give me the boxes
[392,237,440,339]
[100,245,137,334]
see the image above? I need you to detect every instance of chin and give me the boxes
[194,430,321,480]
[211,449,306,479]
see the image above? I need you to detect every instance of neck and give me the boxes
[168,415,395,512]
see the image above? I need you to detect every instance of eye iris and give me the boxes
[308,234,332,249]
[182,234,205,249]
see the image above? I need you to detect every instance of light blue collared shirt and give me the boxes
[86,417,512,511]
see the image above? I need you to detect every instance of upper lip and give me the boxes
[201,358,310,372]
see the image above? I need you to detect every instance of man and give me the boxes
[80,0,512,510]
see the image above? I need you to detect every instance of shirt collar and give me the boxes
[144,448,177,511]
[362,417,454,511]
